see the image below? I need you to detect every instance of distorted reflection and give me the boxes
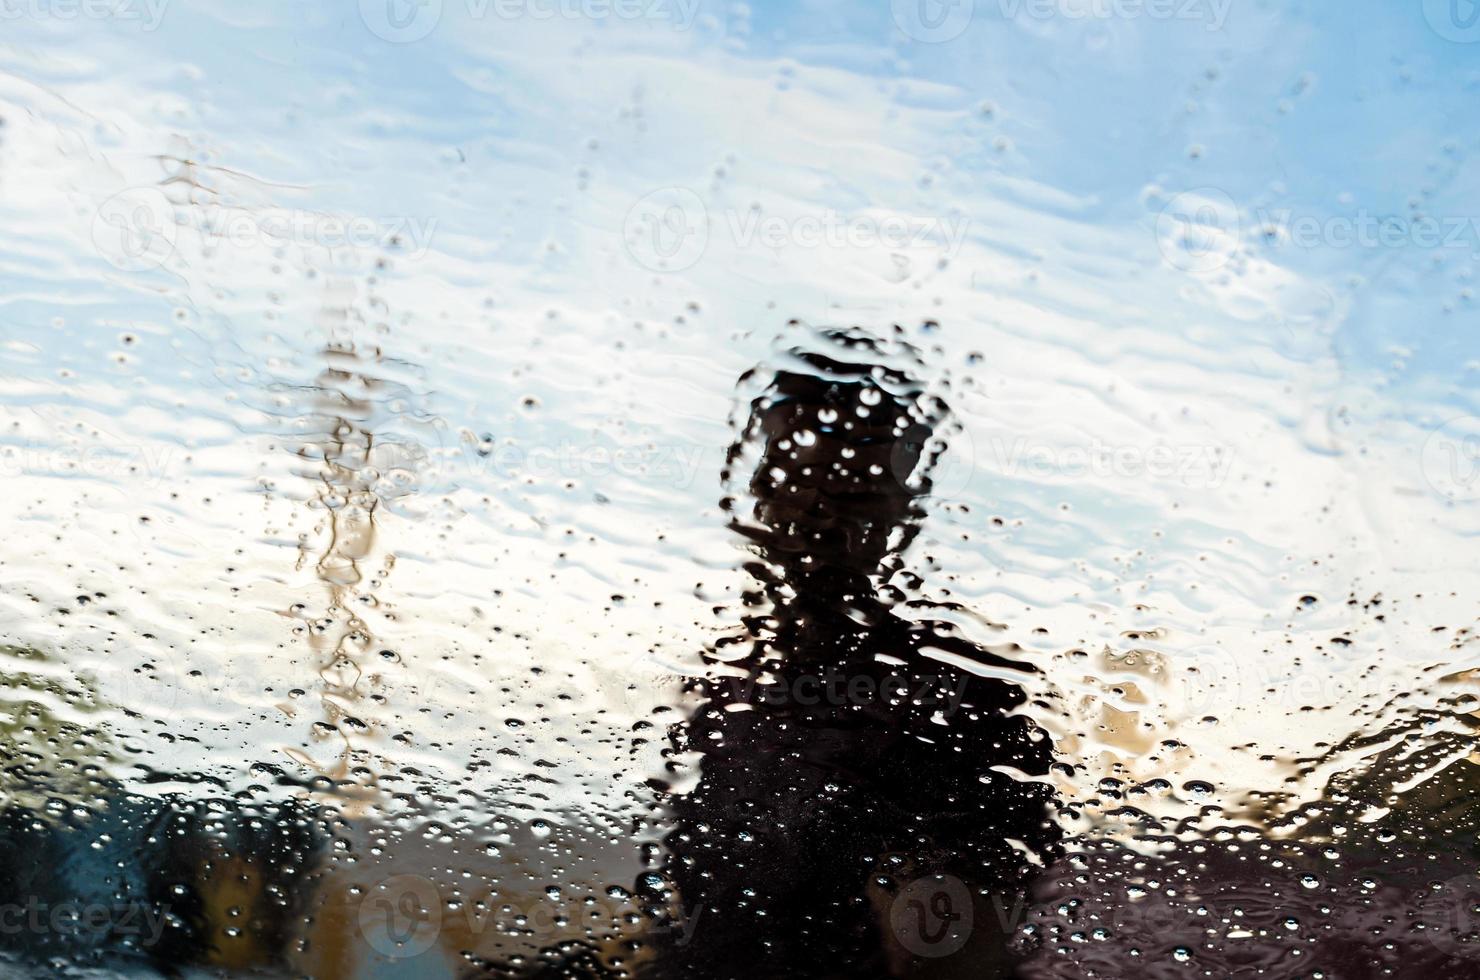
[629,326,1059,979]
[0,641,326,973]
[4,1,1479,975]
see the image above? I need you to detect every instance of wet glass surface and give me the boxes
[1,1,1479,977]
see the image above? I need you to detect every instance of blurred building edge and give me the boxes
[593,323,1064,980]
[0,644,328,975]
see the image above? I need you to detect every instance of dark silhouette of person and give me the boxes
[632,324,1061,979]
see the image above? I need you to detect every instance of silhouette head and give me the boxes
[724,326,950,590]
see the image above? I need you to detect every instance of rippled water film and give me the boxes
[0,2,1477,978]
